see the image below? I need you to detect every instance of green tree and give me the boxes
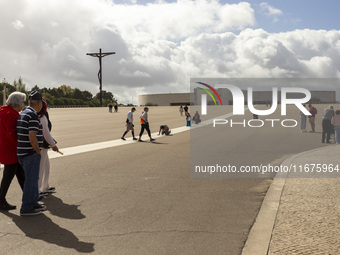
[61,98,70,105]
[53,98,64,106]
[30,85,40,92]
[95,90,116,103]
[73,88,85,100]
[50,88,61,98]
[82,90,93,101]
[59,85,74,98]
[13,77,27,93]
[76,99,85,105]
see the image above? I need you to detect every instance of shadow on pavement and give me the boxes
[3,211,94,253]
[150,141,167,144]
[43,194,85,220]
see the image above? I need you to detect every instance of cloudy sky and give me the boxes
[1,0,340,104]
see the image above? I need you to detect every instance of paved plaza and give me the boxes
[0,105,339,254]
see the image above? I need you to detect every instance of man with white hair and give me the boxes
[0,92,26,210]
[322,105,335,143]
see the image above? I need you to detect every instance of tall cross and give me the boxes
[86,48,115,106]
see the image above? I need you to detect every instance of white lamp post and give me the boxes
[2,78,7,106]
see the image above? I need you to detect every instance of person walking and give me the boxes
[121,107,137,141]
[308,104,317,132]
[138,107,155,142]
[184,105,189,115]
[17,91,46,216]
[0,92,26,210]
[300,104,307,132]
[179,106,184,116]
[332,110,340,144]
[38,98,58,196]
[321,105,334,143]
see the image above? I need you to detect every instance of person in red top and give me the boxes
[0,92,26,210]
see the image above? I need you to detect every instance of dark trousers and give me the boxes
[0,163,25,204]
[322,119,332,142]
[139,123,151,137]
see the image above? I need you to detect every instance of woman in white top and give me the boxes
[38,98,58,195]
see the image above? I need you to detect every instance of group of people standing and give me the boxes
[0,91,57,216]
[179,105,201,126]
[321,105,340,144]
[109,104,118,113]
[300,104,340,144]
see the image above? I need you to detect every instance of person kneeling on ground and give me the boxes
[192,111,201,124]
[158,125,171,135]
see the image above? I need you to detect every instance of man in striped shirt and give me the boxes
[17,91,46,216]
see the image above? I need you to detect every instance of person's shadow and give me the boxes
[3,195,94,253]
[3,211,94,253]
[43,194,85,220]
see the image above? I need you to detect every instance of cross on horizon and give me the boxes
[86,48,115,106]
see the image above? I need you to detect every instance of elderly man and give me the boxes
[322,105,335,143]
[0,92,26,210]
[17,91,46,216]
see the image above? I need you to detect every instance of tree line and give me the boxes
[0,77,117,107]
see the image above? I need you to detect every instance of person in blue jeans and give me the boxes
[17,91,46,216]
[186,112,191,127]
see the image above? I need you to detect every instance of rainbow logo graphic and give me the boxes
[196,82,223,106]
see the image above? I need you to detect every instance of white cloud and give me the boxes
[259,2,282,16]
[0,0,339,103]
[259,2,282,22]
[12,20,24,30]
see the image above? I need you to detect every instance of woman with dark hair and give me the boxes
[38,98,58,196]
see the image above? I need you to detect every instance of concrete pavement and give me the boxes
[242,144,340,255]
[1,105,339,254]
[0,106,272,255]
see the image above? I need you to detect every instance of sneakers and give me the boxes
[133,137,138,140]
[20,203,46,216]
[20,209,42,216]
[138,138,156,142]
[121,137,126,141]
[33,203,47,211]
[0,202,16,211]
[39,192,48,201]
[39,191,48,197]
[46,187,56,193]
